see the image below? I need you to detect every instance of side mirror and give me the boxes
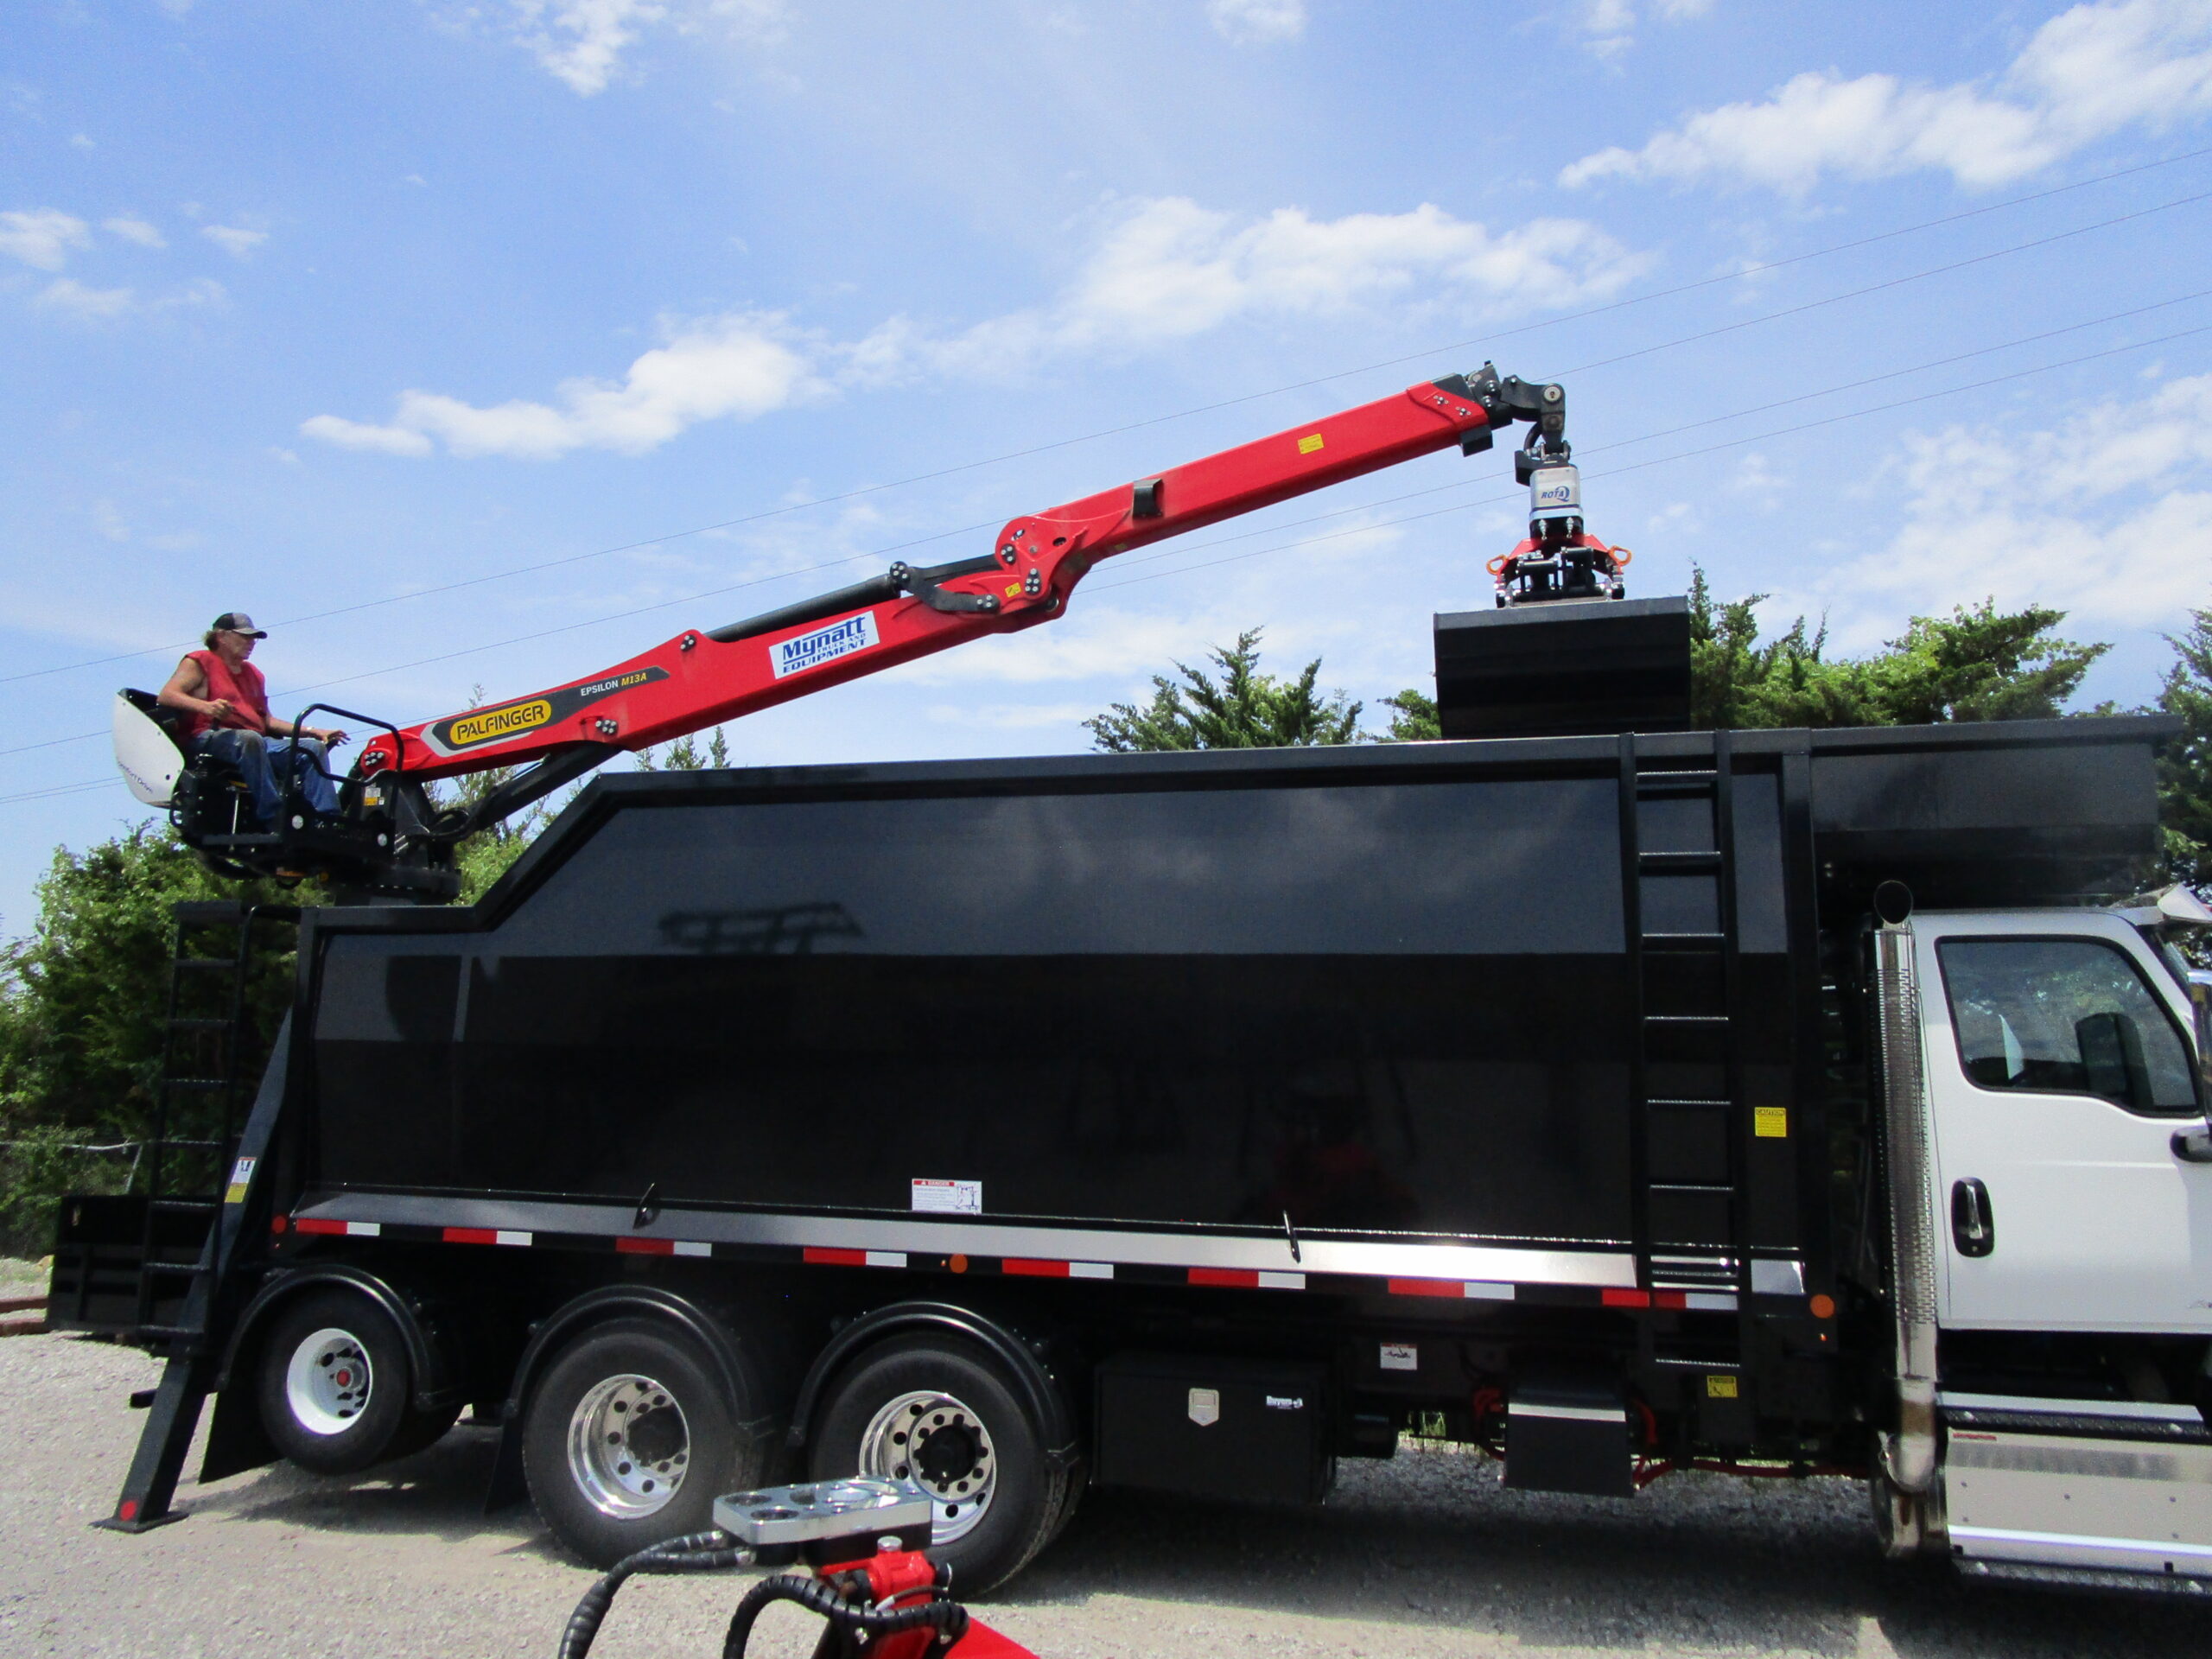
[2077,1011,2151,1108]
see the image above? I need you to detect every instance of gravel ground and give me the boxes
[1,1329,2205,1658]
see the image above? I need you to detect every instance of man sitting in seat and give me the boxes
[157,613,347,829]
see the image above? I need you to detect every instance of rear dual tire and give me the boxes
[256,1290,458,1474]
[522,1319,765,1567]
[810,1336,1072,1596]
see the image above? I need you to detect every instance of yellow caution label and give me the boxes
[1296,433,1325,455]
[1753,1106,1789,1139]
[448,698,553,748]
[223,1155,257,1205]
[1706,1374,1740,1400]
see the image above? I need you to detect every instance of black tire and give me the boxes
[256,1289,416,1474]
[523,1318,760,1567]
[810,1336,1066,1596]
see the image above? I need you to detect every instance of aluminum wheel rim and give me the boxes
[285,1326,374,1437]
[568,1373,690,1519]
[856,1389,997,1544]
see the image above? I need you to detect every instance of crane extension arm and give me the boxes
[355,364,1567,836]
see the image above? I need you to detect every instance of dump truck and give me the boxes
[61,365,2212,1597]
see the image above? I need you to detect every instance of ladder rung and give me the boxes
[1650,1182,1734,1195]
[1637,768,1717,787]
[1644,1014,1728,1026]
[1647,1097,1732,1109]
[1642,931,1725,948]
[1640,851,1722,871]
[165,1017,234,1031]
[160,1077,230,1090]
[170,959,240,972]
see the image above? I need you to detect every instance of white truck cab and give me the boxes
[1884,892,2212,1586]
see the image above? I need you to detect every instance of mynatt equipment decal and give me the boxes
[772,610,880,679]
[769,610,880,681]
[422,667,671,756]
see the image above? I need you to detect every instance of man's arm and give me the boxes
[156,656,230,725]
[266,712,347,747]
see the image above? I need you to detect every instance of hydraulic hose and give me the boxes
[720,1573,969,1659]
[556,1530,753,1659]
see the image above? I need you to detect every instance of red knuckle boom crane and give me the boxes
[121,364,1616,897]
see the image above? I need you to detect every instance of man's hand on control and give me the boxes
[205,697,233,721]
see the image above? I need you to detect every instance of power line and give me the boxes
[10,283,2210,766]
[13,315,2205,810]
[8,144,2209,692]
[1094,321,2212,594]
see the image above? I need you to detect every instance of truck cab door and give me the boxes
[1913,911,2212,1335]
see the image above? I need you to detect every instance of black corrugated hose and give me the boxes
[720,1569,969,1659]
[556,1532,970,1659]
[556,1530,753,1659]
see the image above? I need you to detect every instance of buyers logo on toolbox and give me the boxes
[772,611,880,679]
[423,666,671,756]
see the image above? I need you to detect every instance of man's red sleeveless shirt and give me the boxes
[178,649,270,741]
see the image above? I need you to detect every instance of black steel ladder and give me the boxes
[1618,732,1746,1295]
[96,900,297,1532]
[123,902,276,1336]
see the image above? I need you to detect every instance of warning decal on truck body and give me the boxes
[911,1178,982,1215]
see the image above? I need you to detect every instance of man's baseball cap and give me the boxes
[212,613,267,638]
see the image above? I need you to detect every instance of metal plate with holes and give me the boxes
[713,1477,933,1546]
[1945,1430,2212,1580]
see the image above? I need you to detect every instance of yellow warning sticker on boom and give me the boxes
[1296,433,1325,455]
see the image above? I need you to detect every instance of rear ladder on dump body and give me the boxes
[1618,732,1749,1303]
[49,901,301,1532]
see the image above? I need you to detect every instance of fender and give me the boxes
[785,1300,1081,1472]
[200,1263,458,1484]
[482,1284,779,1514]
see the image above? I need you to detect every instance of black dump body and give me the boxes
[299,718,2167,1287]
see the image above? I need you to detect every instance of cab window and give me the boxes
[1936,937,2201,1116]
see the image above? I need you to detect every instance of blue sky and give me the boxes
[8,0,2212,935]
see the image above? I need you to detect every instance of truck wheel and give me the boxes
[257,1289,416,1474]
[810,1336,1065,1595]
[523,1319,753,1567]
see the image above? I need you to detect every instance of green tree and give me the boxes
[635,726,732,771]
[0,825,308,1251]
[1377,689,1441,741]
[1085,629,1363,752]
[2154,603,2212,898]
[1684,568,2106,730]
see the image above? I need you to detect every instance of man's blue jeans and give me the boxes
[190,728,339,826]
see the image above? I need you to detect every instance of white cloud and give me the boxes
[1576,0,1712,58]
[304,196,1647,458]
[33,278,134,320]
[928,197,1648,376]
[1563,0,2212,192]
[1811,372,2212,634]
[1207,0,1305,45]
[201,224,267,259]
[499,0,788,96]
[0,207,90,270]
[103,216,166,248]
[303,311,820,460]
[92,501,129,542]
[300,416,435,457]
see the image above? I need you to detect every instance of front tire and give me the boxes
[523,1318,760,1567]
[810,1336,1065,1595]
[256,1290,416,1474]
